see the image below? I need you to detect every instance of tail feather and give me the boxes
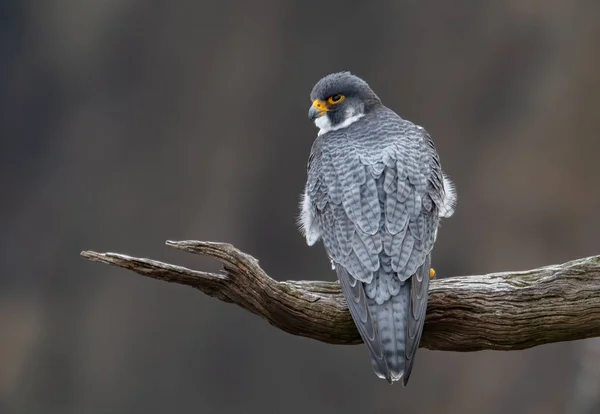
[367,285,410,383]
[337,257,430,385]
[335,255,431,385]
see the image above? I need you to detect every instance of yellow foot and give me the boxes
[429,268,436,280]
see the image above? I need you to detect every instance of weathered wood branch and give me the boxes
[81,241,600,351]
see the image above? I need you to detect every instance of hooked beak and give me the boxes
[308,99,328,121]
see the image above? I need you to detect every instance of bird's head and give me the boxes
[308,72,381,134]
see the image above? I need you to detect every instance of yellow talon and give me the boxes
[429,268,436,279]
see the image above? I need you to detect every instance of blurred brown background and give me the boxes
[2,1,600,413]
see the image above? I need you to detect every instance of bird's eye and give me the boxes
[327,94,345,105]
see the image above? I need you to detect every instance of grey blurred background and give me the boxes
[2,1,600,413]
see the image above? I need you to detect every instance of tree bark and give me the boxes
[80,240,600,351]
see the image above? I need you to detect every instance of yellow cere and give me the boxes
[312,99,329,112]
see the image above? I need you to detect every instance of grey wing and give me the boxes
[306,139,390,377]
[377,125,444,384]
[336,265,387,377]
[404,254,431,385]
[394,129,444,384]
[306,119,445,383]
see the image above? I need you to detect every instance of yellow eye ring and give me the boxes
[327,94,345,105]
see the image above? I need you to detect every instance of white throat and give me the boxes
[315,110,364,136]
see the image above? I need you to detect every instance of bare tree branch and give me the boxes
[80,240,600,351]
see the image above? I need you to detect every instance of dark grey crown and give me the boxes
[309,72,381,109]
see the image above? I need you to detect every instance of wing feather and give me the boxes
[304,109,448,385]
[336,265,387,378]
[404,255,431,386]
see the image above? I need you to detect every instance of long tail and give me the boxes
[337,256,431,385]
[366,284,410,383]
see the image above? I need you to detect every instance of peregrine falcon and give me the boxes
[299,72,456,385]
